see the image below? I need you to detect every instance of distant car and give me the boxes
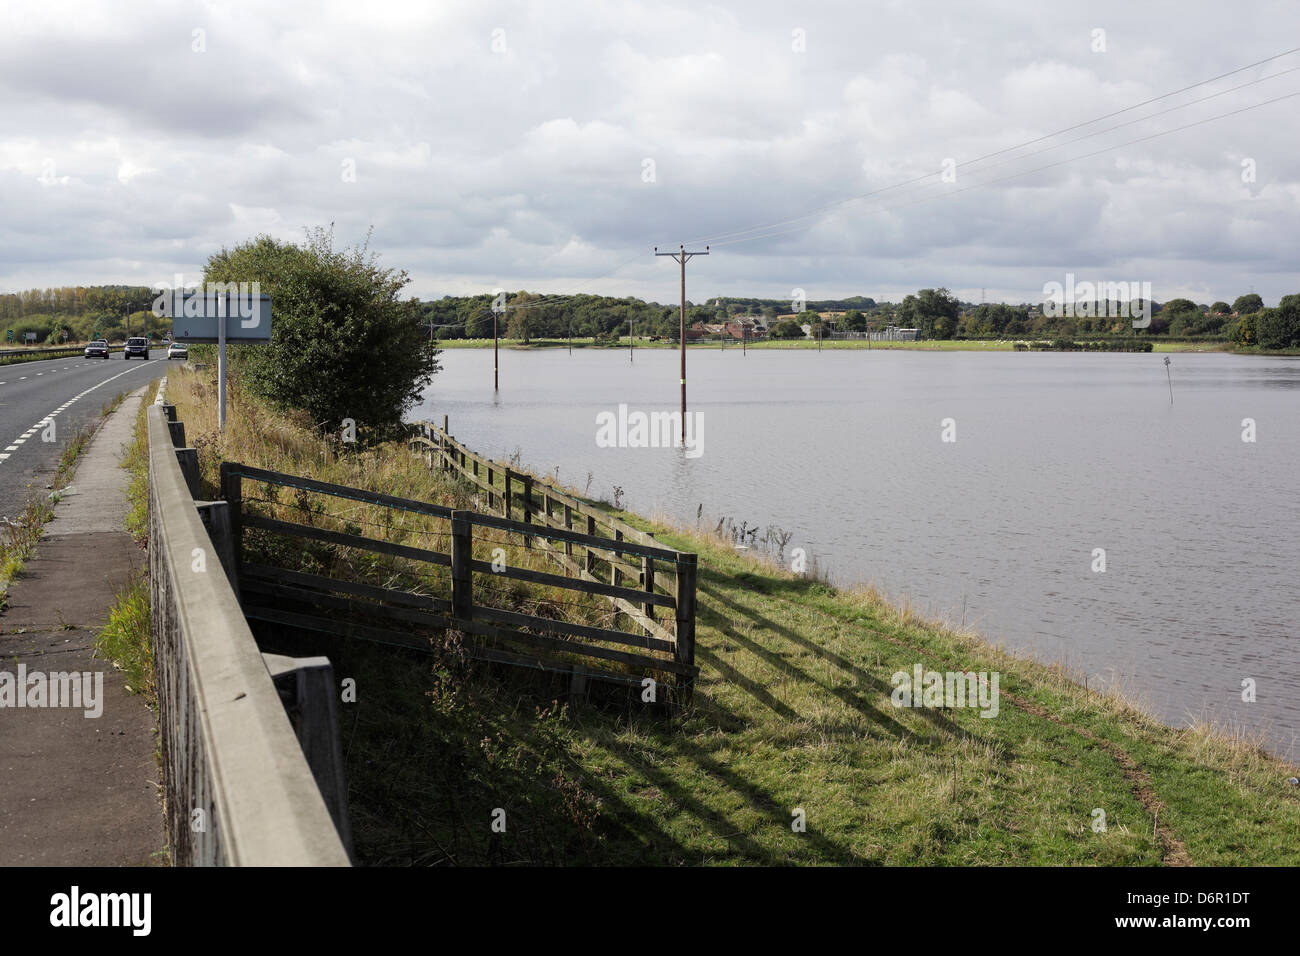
[124,336,150,360]
[167,342,188,361]
[84,340,110,359]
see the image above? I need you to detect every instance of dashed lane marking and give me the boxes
[0,363,155,467]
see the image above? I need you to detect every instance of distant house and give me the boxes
[724,317,766,339]
[687,321,726,340]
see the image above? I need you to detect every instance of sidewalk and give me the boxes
[0,385,166,865]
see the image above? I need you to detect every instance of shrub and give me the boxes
[203,228,440,443]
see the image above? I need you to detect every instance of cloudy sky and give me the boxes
[1,0,1297,306]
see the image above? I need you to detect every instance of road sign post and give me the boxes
[162,291,272,432]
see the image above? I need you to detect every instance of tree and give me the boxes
[1236,313,1257,346]
[1160,298,1201,335]
[506,307,531,343]
[770,318,804,339]
[1232,293,1264,315]
[203,228,440,443]
[1210,301,1231,315]
[842,309,866,332]
[1255,294,1300,350]
[903,288,960,339]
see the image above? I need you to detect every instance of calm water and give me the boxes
[409,348,1300,758]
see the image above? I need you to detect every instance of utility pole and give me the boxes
[629,319,634,362]
[655,244,709,443]
[494,301,500,391]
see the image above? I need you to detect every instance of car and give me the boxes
[167,342,188,361]
[123,336,150,360]
[84,340,110,359]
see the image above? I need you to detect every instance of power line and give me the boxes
[707,87,1300,248]
[687,45,1300,247]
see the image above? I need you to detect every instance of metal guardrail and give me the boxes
[147,402,351,866]
[0,344,125,362]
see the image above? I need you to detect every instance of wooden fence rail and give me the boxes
[406,419,687,622]
[220,460,698,690]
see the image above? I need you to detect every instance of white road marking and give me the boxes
[0,362,152,466]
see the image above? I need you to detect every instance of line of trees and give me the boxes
[413,287,1291,344]
[5,278,1296,351]
[0,285,167,344]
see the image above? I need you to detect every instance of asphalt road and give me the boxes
[0,350,170,520]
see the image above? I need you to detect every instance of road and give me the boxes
[0,350,169,520]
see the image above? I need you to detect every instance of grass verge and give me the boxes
[165,366,1300,866]
[93,379,161,706]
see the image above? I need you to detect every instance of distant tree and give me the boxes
[842,309,866,332]
[1160,298,1201,335]
[1255,294,1300,350]
[1235,313,1257,346]
[770,318,804,339]
[506,309,531,343]
[905,287,960,339]
[1210,301,1231,315]
[465,308,493,338]
[1233,293,1264,315]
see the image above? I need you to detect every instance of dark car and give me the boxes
[84,340,109,359]
[124,337,150,360]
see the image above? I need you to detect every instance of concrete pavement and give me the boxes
[0,385,166,865]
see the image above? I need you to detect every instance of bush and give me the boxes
[203,228,440,443]
[1255,299,1300,350]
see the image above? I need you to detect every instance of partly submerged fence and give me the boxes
[221,453,699,691]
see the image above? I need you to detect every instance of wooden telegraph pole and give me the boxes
[655,244,709,443]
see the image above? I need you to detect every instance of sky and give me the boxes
[1,0,1298,307]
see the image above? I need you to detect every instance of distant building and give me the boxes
[867,326,918,341]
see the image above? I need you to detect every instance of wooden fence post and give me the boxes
[486,464,495,510]
[611,530,623,587]
[585,515,597,575]
[564,504,573,563]
[504,470,513,521]
[643,555,655,633]
[451,510,473,621]
[675,553,697,690]
[220,463,242,572]
[521,475,533,545]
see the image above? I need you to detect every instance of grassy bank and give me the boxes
[165,366,1300,865]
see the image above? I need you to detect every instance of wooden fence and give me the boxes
[407,418,692,643]
[220,461,697,691]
